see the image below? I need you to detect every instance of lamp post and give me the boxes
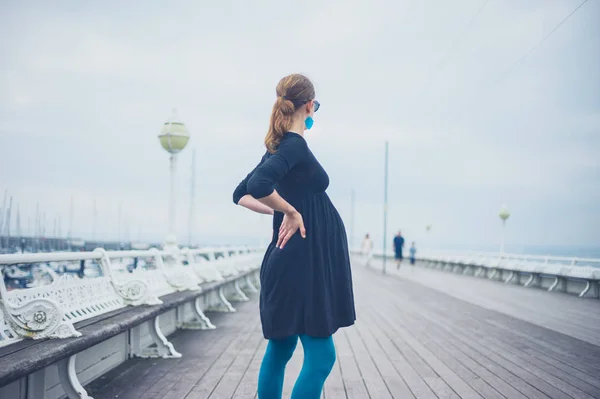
[158,108,190,248]
[499,205,510,253]
[426,224,431,254]
[382,141,389,275]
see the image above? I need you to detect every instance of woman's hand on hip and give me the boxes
[277,210,306,249]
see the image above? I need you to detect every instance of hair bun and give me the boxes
[277,96,296,115]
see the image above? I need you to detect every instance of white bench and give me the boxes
[0,246,262,399]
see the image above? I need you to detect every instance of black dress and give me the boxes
[233,132,356,339]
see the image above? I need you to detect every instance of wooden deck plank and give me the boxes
[406,310,553,399]
[84,262,600,399]
[383,286,584,399]
[322,340,348,399]
[414,303,599,399]
[370,259,600,346]
[152,306,259,399]
[87,299,258,399]
[359,269,552,399]
[345,321,394,399]
[484,319,600,371]
[230,337,264,399]
[388,274,600,399]
[184,311,262,398]
[335,327,370,398]
[365,307,482,399]
[380,309,522,399]
[422,295,600,394]
[349,298,437,399]
[352,316,415,398]
[205,324,264,399]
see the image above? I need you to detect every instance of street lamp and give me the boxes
[499,205,510,253]
[158,108,190,248]
[425,224,431,254]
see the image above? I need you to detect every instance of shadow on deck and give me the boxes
[87,262,600,399]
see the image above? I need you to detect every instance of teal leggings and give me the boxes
[257,334,336,399]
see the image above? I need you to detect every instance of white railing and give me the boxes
[350,249,600,298]
[0,245,262,349]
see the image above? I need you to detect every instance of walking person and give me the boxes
[410,241,417,266]
[361,233,374,267]
[233,73,356,399]
[393,231,405,269]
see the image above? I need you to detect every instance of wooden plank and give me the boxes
[415,303,599,399]
[352,305,437,399]
[382,309,524,399]
[389,274,600,399]
[423,295,600,393]
[351,319,414,398]
[363,306,482,399]
[167,303,261,399]
[207,323,264,399]
[335,328,369,398]
[183,320,260,399]
[400,302,575,399]
[87,300,258,399]
[81,262,600,399]
[231,339,265,399]
[380,261,600,346]
[357,268,550,399]
[344,321,394,399]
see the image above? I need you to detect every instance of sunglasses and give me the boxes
[297,99,320,112]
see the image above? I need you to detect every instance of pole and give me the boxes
[92,200,97,243]
[500,219,506,253]
[68,196,74,251]
[188,148,196,247]
[169,154,177,237]
[383,141,389,274]
[5,197,12,249]
[350,189,355,249]
[0,189,7,243]
[35,202,40,252]
[118,203,122,244]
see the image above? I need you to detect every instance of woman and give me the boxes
[233,73,356,399]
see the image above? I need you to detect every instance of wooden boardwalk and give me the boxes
[86,262,600,399]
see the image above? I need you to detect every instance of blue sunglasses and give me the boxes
[293,98,320,112]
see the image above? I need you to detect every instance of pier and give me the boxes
[1,248,599,399]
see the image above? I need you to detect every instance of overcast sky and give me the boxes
[1,0,599,251]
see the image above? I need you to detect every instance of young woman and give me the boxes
[233,73,356,399]
[361,233,374,267]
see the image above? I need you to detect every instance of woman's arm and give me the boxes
[246,136,308,216]
[233,152,268,206]
[246,136,309,247]
[237,194,274,215]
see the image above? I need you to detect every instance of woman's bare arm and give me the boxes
[237,195,275,215]
[255,190,296,215]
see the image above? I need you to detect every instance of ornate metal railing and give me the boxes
[351,249,600,298]
[0,246,261,348]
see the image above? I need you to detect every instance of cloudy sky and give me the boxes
[1,0,598,252]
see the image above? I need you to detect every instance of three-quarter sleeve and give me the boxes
[247,135,308,199]
[233,152,268,204]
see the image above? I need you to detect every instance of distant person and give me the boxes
[393,231,404,269]
[410,242,416,265]
[232,74,356,399]
[361,233,374,267]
